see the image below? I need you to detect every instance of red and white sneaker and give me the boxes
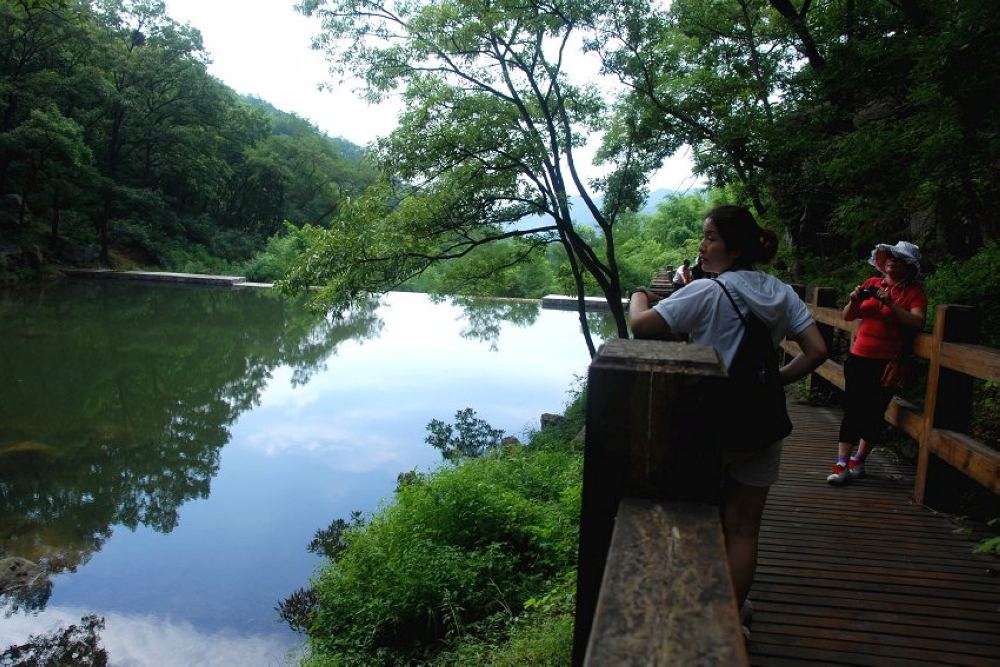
[826,462,849,485]
[848,458,866,479]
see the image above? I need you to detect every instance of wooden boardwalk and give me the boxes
[749,400,1000,666]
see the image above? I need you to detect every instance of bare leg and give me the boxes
[722,481,770,606]
[855,438,872,459]
[837,441,853,458]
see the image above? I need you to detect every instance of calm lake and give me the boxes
[0,280,608,665]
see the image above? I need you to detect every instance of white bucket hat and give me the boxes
[869,241,921,276]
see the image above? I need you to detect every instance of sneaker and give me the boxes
[848,458,866,479]
[827,462,849,484]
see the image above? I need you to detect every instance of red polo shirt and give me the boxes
[851,277,927,360]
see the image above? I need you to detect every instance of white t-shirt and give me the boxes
[652,271,813,371]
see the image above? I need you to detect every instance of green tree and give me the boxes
[290,0,664,355]
[596,0,1000,276]
[0,106,97,239]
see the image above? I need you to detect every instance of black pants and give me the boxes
[838,354,895,446]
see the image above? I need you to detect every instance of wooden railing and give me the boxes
[572,285,1000,663]
[782,286,1000,505]
[571,339,748,665]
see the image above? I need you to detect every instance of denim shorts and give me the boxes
[723,439,783,488]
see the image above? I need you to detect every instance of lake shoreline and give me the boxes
[60,268,624,311]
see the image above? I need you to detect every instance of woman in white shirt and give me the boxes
[628,205,827,632]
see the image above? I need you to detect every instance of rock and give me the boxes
[500,436,521,452]
[26,244,43,268]
[0,440,58,459]
[540,413,565,429]
[0,557,44,593]
[58,243,100,265]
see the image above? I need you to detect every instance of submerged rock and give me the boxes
[0,557,46,593]
[0,440,58,459]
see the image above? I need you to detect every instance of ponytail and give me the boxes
[705,205,778,268]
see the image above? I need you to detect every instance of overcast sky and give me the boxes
[162,0,703,193]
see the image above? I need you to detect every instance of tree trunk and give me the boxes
[562,236,598,358]
[50,187,60,246]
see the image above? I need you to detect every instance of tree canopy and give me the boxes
[0,0,377,273]
[289,0,672,353]
[286,0,998,355]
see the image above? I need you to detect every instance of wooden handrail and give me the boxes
[572,339,747,666]
[802,304,1000,383]
[585,500,745,665]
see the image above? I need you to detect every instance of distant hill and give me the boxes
[242,95,366,159]
[515,188,681,231]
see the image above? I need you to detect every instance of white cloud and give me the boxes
[161,0,704,191]
[0,607,297,667]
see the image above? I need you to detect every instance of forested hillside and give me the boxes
[0,0,376,278]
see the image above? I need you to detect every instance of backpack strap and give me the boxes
[711,278,748,330]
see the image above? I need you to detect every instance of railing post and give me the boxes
[915,305,977,507]
[571,339,727,665]
[810,287,838,394]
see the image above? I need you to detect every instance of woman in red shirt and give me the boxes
[827,242,927,484]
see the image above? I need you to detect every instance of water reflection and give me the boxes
[0,284,607,664]
[0,606,293,666]
[450,296,540,350]
[0,281,380,614]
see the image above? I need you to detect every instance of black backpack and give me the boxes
[707,278,793,451]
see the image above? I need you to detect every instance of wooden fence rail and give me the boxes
[571,339,748,665]
[782,286,1000,505]
[572,283,1000,664]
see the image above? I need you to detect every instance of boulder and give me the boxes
[58,243,100,265]
[540,413,565,429]
[0,557,44,593]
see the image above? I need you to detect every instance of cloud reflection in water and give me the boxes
[0,606,296,666]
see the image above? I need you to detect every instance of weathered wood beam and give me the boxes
[585,500,747,666]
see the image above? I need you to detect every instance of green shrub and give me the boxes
[306,448,582,664]
[434,570,576,666]
[241,222,320,283]
[925,242,1000,347]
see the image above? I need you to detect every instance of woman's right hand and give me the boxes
[848,285,863,303]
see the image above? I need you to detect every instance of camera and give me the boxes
[857,285,881,301]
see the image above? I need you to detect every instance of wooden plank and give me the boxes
[750,630,993,666]
[745,400,1000,665]
[916,305,977,506]
[883,396,923,440]
[585,500,747,666]
[930,428,1000,494]
[572,340,725,664]
[939,341,1000,383]
[750,582,1000,621]
[753,609,1000,648]
[806,305,855,332]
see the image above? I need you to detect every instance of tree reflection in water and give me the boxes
[451,295,617,352]
[0,281,381,615]
[450,296,540,351]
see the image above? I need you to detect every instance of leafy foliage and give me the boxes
[425,408,505,460]
[291,391,587,665]
[0,614,107,666]
[973,519,1000,557]
[0,0,375,275]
